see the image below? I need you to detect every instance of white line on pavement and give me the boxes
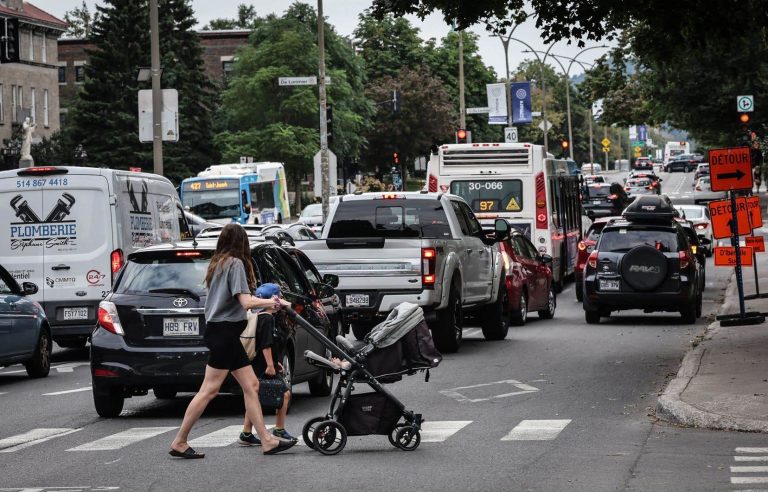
[737,448,768,453]
[463,328,481,338]
[420,421,472,443]
[736,456,768,461]
[0,428,82,453]
[189,425,247,448]
[732,477,768,484]
[67,427,176,451]
[733,467,768,473]
[43,386,92,396]
[500,419,572,441]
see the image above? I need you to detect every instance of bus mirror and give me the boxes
[494,219,509,241]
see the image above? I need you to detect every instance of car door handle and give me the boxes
[51,264,70,271]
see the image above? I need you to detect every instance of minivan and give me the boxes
[0,166,190,348]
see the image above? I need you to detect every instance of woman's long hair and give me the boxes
[205,224,257,290]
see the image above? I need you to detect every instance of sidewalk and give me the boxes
[657,249,768,431]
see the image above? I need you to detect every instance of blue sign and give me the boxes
[638,124,648,141]
[511,82,532,124]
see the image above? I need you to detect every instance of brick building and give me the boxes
[0,0,66,162]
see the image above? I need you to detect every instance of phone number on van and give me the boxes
[16,178,69,188]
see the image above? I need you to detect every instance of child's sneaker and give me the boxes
[238,431,261,446]
[272,428,298,442]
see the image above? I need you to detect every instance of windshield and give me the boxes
[116,254,213,295]
[599,228,679,253]
[328,199,452,239]
[449,179,524,213]
[301,204,322,217]
[182,189,240,220]
[586,185,611,197]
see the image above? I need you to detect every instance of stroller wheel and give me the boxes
[388,424,406,448]
[302,417,326,450]
[312,420,347,455]
[394,425,421,451]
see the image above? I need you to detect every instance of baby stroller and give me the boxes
[287,302,442,455]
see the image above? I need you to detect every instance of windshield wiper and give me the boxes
[148,288,201,301]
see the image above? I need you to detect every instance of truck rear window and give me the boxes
[598,228,679,253]
[328,200,452,239]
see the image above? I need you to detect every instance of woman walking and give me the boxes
[169,224,295,458]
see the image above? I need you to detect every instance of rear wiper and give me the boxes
[148,288,201,301]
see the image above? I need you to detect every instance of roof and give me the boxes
[0,2,67,30]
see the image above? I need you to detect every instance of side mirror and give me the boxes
[22,282,38,296]
[322,273,339,288]
[539,254,553,265]
[494,218,510,241]
[700,237,712,246]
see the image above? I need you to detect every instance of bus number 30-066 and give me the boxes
[468,182,503,191]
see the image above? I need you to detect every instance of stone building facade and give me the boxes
[0,0,66,166]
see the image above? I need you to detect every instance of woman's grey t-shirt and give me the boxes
[205,257,251,323]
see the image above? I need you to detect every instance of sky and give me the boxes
[32,0,612,78]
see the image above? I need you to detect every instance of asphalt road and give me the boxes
[0,169,752,491]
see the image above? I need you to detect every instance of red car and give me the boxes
[575,216,618,301]
[496,228,556,328]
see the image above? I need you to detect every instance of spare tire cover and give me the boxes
[620,245,668,292]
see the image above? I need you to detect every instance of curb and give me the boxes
[654,273,768,432]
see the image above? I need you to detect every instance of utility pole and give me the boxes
[458,30,466,129]
[317,0,330,220]
[150,0,163,175]
[587,108,594,165]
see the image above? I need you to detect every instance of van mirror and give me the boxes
[494,218,510,241]
[22,282,38,296]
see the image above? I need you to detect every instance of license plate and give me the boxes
[599,279,620,291]
[63,307,89,320]
[345,294,369,307]
[593,200,602,204]
[163,317,199,336]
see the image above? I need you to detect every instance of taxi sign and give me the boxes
[745,235,765,253]
[708,146,752,192]
[708,198,752,239]
[714,246,753,266]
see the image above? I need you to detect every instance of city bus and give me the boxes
[180,162,290,225]
[425,142,582,291]
[664,141,691,164]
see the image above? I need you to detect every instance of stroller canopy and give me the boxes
[365,302,424,349]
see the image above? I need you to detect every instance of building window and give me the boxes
[43,89,49,127]
[28,31,33,62]
[41,34,47,64]
[0,84,4,123]
[16,86,22,122]
[75,65,85,83]
[222,61,234,79]
[11,85,16,122]
[58,66,66,84]
[30,88,36,124]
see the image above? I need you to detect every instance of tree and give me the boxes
[202,4,257,30]
[63,1,100,38]
[66,0,217,184]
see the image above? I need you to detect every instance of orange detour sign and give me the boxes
[708,147,753,192]
[746,195,763,228]
[745,236,766,253]
[708,198,752,239]
[714,246,754,266]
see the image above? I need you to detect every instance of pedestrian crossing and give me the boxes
[731,447,768,487]
[0,419,572,453]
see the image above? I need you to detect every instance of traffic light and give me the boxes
[1,18,20,64]
[393,152,399,164]
[326,104,333,145]
[561,140,569,151]
[392,90,400,114]
[739,113,751,124]
[456,129,468,143]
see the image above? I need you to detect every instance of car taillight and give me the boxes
[422,247,437,288]
[646,186,653,190]
[111,249,124,274]
[694,223,707,230]
[535,172,547,229]
[679,250,690,269]
[428,174,438,193]
[578,241,587,251]
[587,251,598,269]
[94,368,119,378]
[97,301,124,335]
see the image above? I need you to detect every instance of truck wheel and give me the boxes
[481,283,509,341]
[537,286,556,319]
[431,282,462,353]
[24,328,51,378]
[509,290,528,326]
[93,386,124,418]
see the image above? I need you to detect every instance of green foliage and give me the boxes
[63,1,100,38]
[202,4,257,30]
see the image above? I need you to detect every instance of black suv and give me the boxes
[90,238,337,417]
[582,183,632,219]
[582,195,703,324]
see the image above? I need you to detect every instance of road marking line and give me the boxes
[501,419,572,441]
[732,477,768,484]
[0,428,82,453]
[439,379,539,403]
[67,427,176,451]
[733,466,768,473]
[736,456,768,461]
[53,362,90,373]
[0,392,7,396]
[463,328,481,338]
[43,386,92,396]
[189,425,247,448]
[420,421,472,443]
[737,448,768,453]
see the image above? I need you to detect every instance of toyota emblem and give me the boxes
[173,298,188,308]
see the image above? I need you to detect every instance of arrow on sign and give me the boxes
[718,169,746,181]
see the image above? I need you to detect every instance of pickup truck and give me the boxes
[297,192,507,353]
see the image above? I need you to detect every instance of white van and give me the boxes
[0,166,190,347]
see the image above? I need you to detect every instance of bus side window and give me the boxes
[241,189,251,214]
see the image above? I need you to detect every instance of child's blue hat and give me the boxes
[256,283,281,298]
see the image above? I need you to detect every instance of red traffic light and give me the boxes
[739,113,751,124]
[393,152,399,164]
[456,129,467,140]
[561,140,569,149]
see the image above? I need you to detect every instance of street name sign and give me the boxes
[737,95,754,112]
[504,127,518,143]
[714,246,753,267]
[746,235,766,253]
[709,146,752,192]
[709,198,753,239]
[466,107,490,114]
[279,76,331,86]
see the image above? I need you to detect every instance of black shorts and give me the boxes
[203,320,251,371]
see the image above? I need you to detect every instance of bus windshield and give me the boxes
[450,179,524,213]
[183,189,240,220]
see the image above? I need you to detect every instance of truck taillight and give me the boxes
[587,251,598,269]
[110,249,124,283]
[535,172,547,230]
[422,247,437,288]
[428,174,438,192]
[97,301,124,335]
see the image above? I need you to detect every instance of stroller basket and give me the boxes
[339,393,402,436]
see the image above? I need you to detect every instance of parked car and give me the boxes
[496,225,555,326]
[184,210,217,238]
[0,264,51,378]
[624,178,656,197]
[581,183,631,218]
[89,237,336,417]
[675,205,714,257]
[574,216,617,302]
[693,176,727,204]
[582,195,703,324]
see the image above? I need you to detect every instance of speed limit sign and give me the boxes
[505,127,518,143]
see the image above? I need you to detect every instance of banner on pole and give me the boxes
[511,82,532,124]
[486,83,507,125]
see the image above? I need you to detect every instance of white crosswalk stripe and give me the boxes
[67,427,176,451]
[463,328,482,338]
[500,419,572,441]
[0,428,82,453]
[420,421,472,442]
[189,425,245,448]
[731,448,768,485]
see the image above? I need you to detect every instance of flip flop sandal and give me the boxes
[169,447,205,459]
[263,439,297,455]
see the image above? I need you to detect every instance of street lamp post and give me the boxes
[149,0,163,176]
[494,22,525,129]
[510,38,556,155]
[317,0,330,221]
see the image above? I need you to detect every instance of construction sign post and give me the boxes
[709,147,752,192]
[708,198,752,239]
[746,236,765,253]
